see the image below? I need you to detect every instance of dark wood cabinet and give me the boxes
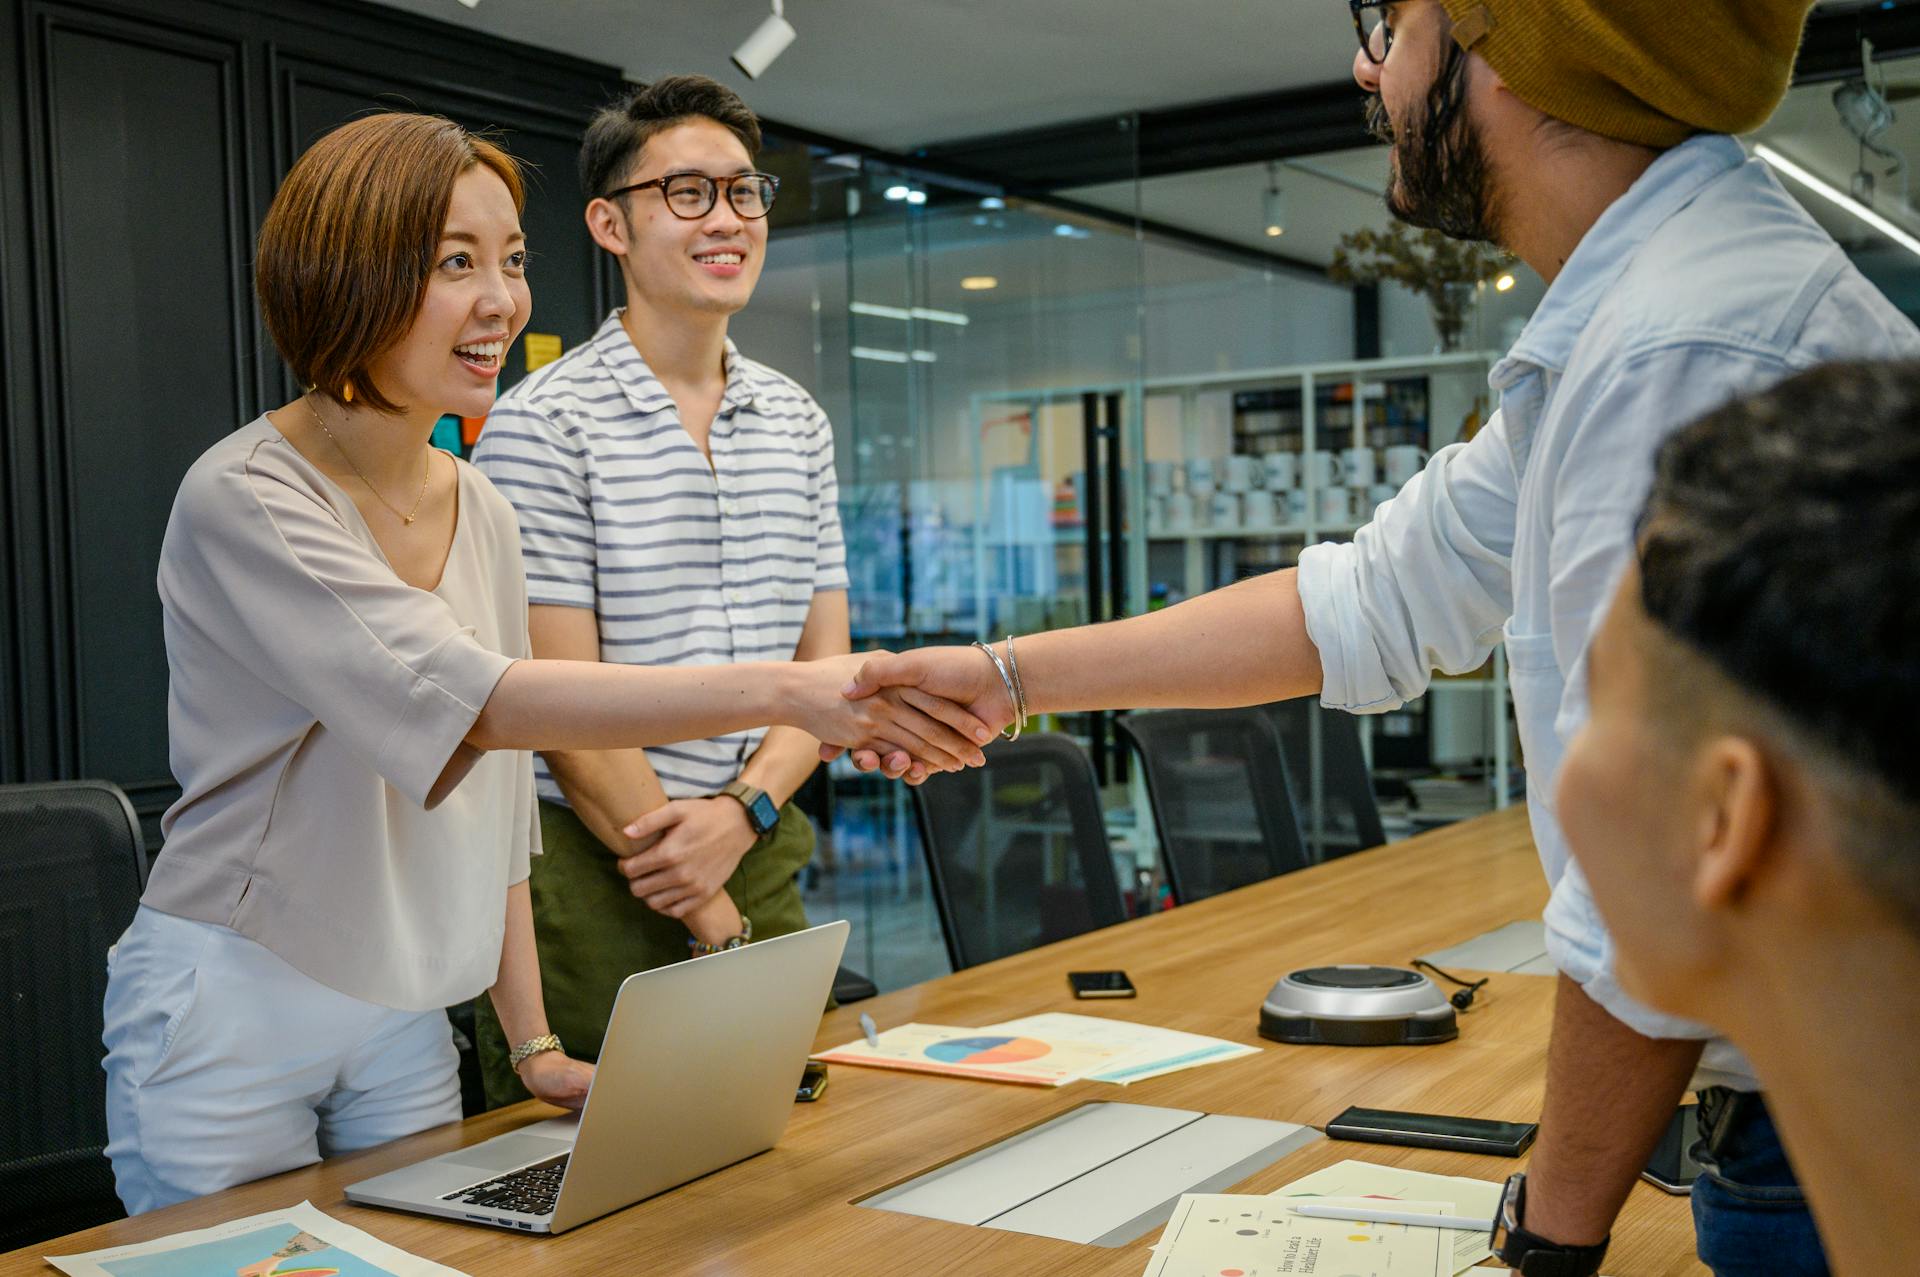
[0,0,623,843]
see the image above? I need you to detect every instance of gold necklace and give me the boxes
[304,394,431,525]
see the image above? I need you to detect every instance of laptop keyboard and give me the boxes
[441,1152,569,1217]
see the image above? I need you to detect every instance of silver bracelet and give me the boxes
[1003,635,1030,728]
[970,640,1024,741]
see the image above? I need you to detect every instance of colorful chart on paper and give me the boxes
[812,1022,1132,1086]
[924,1035,1051,1065]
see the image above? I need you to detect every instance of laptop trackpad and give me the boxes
[441,1133,574,1173]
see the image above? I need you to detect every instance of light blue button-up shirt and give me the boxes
[1298,134,1920,1089]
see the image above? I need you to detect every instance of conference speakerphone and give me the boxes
[1258,964,1459,1046]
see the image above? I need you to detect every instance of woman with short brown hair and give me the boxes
[101,112,985,1213]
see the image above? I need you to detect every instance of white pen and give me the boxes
[859,1012,879,1049]
[1288,1203,1493,1232]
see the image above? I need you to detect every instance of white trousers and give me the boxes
[102,905,461,1215]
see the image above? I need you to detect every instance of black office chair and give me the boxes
[1262,700,1387,862]
[911,733,1128,970]
[1117,709,1308,904]
[0,781,147,1249]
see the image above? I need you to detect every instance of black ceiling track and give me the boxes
[916,82,1370,193]
[903,0,1920,193]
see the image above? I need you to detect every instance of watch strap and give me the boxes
[1494,1174,1609,1277]
[719,781,777,835]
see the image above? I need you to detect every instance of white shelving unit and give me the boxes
[966,350,1516,816]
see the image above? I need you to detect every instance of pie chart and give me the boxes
[925,1035,1051,1065]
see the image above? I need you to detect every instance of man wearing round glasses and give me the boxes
[847,3,1914,1274]
[470,75,852,1106]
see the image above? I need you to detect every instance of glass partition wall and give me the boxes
[732,130,1519,990]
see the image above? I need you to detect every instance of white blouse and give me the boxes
[144,417,539,1011]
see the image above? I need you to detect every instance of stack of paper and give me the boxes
[990,1013,1262,1084]
[1144,1192,1457,1277]
[1269,1160,1504,1274]
[46,1201,467,1277]
[813,1012,1259,1087]
[812,1022,1131,1085]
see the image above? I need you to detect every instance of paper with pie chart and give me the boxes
[811,1022,1135,1085]
[1141,1194,1453,1277]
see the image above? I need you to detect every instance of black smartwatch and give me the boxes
[1492,1173,1610,1277]
[719,781,780,837]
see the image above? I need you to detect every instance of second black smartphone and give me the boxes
[1325,1105,1537,1157]
[1068,969,1137,998]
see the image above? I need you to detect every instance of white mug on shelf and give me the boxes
[1341,446,1377,489]
[1146,494,1167,533]
[1224,455,1259,493]
[1262,452,1298,491]
[1242,489,1277,528]
[1303,449,1341,489]
[1164,491,1195,532]
[1316,485,1352,525]
[1146,461,1175,496]
[1285,489,1310,523]
[1210,491,1242,531]
[1384,445,1428,487]
[1367,482,1398,518]
[1186,457,1219,494]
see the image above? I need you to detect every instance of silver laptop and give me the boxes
[346,919,848,1234]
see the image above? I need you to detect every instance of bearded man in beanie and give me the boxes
[841,3,1919,1274]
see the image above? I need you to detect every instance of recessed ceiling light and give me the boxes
[1755,143,1920,260]
[884,185,910,201]
[1494,273,1515,292]
[961,276,998,290]
[979,197,1006,210]
[905,189,928,206]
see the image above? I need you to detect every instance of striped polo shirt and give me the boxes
[472,310,848,801]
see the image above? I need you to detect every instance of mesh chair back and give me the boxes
[1263,700,1387,861]
[0,781,146,1247]
[1117,709,1307,904]
[911,733,1127,970]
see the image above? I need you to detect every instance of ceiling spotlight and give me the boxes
[883,184,910,201]
[979,197,1006,210]
[1263,161,1287,238]
[1494,273,1515,292]
[961,276,998,290]
[732,0,796,79]
[905,189,928,206]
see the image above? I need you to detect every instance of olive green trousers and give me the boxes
[474,797,815,1108]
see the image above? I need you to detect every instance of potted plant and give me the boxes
[1328,222,1515,352]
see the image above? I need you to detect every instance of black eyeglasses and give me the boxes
[1350,0,1394,65]
[602,171,780,220]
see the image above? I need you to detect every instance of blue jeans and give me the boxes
[1690,1089,1829,1277]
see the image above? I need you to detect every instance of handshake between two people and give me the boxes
[799,645,1016,784]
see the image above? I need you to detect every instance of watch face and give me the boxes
[749,794,780,832]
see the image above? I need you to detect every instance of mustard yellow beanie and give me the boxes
[1438,0,1816,148]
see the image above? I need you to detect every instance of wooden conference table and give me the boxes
[3,807,1705,1275]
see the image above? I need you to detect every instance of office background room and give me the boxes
[5,0,1920,990]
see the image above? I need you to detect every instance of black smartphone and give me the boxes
[797,1059,829,1103]
[1068,969,1137,999]
[1325,1105,1538,1157]
[1641,1103,1702,1194]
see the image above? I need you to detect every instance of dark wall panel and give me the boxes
[279,63,610,384]
[1,0,623,845]
[43,14,248,795]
